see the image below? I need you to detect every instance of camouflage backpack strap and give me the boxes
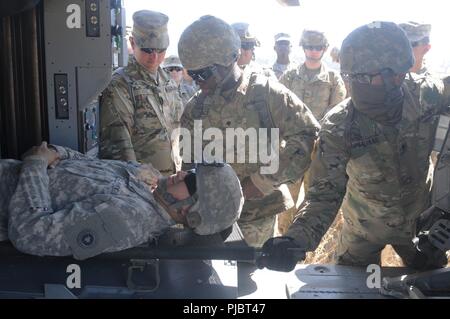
[245,71,276,128]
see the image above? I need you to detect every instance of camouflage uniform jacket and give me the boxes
[1,146,174,259]
[443,75,450,107]
[180,70,320,196]
[287,78,447,251]
[99,56,183,174]
[280,63,347,119]
[272,61,298,80]
[243,61,277,80]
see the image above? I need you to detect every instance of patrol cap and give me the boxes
[231,22,260,46]
[399,21,431,43]
[300,29,328,47]
[275,32,291,43]
[186,163,244,236]
[340,21,414,75]
[132,10,169,49]
[163,55,183,69]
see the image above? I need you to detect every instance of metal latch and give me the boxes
[126,259,160,292]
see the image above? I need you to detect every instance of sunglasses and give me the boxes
[241,43,255,51]
[187,67,214,82]
[341,69,402,85]
[166,67,183,72]
[140,48,166,54]
[341,72,381,85]
[411,37,430,48]
[303,45,326,51]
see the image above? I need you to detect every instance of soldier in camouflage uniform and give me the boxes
[259,21,448,272]
[399,22,445,166]
[277,30,347,235]
[178,16,319,247]
[272,33,298,80]
[99,10,183,175]
[163,55,197,107]
[231,22,276,79]
[280,29,347,120]
[399,21,432,76]
[0,142,243,259]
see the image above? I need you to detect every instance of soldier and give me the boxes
[277,30,347,235]
[272,33,297,79]
[178,16,319,247]
[1,142,243,259]
[330,46,340,64]
[99,10,183,175]
[399,21,432,76]
[163,55,197,108]
[231,22,276,78]
[329,46,341,73]
[259,21,448,272]
[280,29,347,120]
[399,22,446,165]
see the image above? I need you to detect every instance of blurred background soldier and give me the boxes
[259,21,448,272]
[231,22,276,78]
[329,46,341,73]
[399,22,445,166]
[99,10,183,175]
[163,55,198,108]
[277,30,347,235]
[399,21,432,76]
[280,29,346,120]
[178,16,319,247]
[272,33,297,79]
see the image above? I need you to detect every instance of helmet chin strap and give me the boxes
[211,60,239,96]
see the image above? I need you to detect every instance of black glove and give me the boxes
[256,236,305,272]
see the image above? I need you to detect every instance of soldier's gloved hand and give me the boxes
[256,236,305,272]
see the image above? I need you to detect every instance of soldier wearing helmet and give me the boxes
[280,29,347,120]
[259,21,448,272]
[99,10,183,175]
[231,22,275,79]
[178,15,319,247]
[2,143,243,259]
[277,29,347,236]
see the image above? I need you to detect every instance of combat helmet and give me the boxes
[185,163,244,235]
[340,21,414,75]
[178,15,240,70]
[299,29,328,47]
[157,163,244,236]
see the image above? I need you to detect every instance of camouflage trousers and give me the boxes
[238,189,293,247]
[334,221,447,269]
[0,160,20,241]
